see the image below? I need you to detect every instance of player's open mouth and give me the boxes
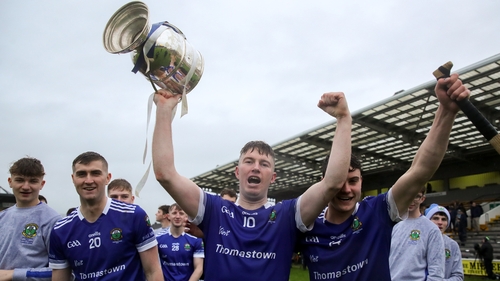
[338,197,352,201]
[248,176,261,184]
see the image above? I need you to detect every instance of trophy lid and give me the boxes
[103,1,150,54]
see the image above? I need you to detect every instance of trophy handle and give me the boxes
[103,1,150,54]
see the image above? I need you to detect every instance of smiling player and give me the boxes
[156,203,204,281]
[299,73,470,281]
[49,152,163,281]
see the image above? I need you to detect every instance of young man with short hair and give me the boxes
[107,178,135,204]
[425,204,464,280]
[390,188,445,280]
[49,151,163,281]
[154,205,171,235]
[152,90,352,281]
[0,157,60,281]
[299,73,469,281]
[157,203,204,281]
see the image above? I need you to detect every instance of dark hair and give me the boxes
[72,152,108,172]
[220,188,237,199]
[419,185,427,195]
[169,203,183,212]
[107,178,132,193]
[433,211,449,221]
[240,141,275,162]
[9,157,45,177]
[321,153,361,178]
[158,204,170,215]
[66,207,76,216]
[38,194,47,203]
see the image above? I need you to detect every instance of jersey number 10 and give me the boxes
[243,217,256,228]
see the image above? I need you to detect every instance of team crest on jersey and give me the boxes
[445,248,451,259]
[268,210,277,223]
[22,223,39,238]
[351,216,362,232]
[184,243,191,251]
[145,215,151,227]
[110,228,123,241]
[409,229,421,241]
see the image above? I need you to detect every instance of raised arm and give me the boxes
[300,92,352,226]
[391,73,470,215]
[152,89,201,218]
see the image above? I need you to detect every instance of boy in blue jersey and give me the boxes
[157,203,204,281]
[154,205,171,235]
[48,151,163,281]
[425,204,464,280]
[152,90,353,281]
[299,73,470,281]
[107,178,135,204]
[0,157,61,281]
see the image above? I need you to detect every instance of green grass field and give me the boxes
[288,265,489,281]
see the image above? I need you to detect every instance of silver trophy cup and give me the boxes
[103,1,204,95]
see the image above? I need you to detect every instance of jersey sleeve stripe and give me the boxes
[49,261,70,269]
[136,237,158,252]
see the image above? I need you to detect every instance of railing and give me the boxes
[480,202,500,225]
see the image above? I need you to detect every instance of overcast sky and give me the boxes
[1,1,499,219]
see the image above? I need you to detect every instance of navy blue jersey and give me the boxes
[49,198,157,281]
[192,193,305,281]
[300,192,399,281]
[157,229,204,281]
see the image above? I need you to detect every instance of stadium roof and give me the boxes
[191,53,500,199]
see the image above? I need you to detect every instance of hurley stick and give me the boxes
[433,62,500,154]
